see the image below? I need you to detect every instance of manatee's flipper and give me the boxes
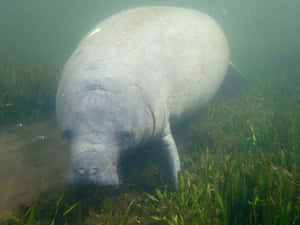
[218,62,248,97]
[162,125,181,185]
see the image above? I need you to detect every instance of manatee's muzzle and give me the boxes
[68,150,120,186]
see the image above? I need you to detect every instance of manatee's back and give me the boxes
[57,6,229,129]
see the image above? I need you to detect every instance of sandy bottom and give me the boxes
[0,119,69,215]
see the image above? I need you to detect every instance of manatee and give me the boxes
[56,6,239,186]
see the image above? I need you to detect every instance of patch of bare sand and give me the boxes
[0,119,69,215]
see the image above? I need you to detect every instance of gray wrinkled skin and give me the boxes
[56,6,229,186]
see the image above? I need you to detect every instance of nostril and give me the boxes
[89,168,99,175]
[74,167,100,176]
[75,167,87,176]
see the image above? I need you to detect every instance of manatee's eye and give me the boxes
[119,131,134,141]
[62,129,73,140]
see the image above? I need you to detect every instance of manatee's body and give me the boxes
[56,6,229,186]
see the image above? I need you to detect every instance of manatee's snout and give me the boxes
[68,149,120,186]
[74,167,99,177]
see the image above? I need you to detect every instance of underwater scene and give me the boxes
[0,0,299,224]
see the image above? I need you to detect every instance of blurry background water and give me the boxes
[0,0,299,223]
[1,0,299,71]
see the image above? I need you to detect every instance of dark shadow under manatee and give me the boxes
[119,137,176,192]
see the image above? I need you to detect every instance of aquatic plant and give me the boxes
[143,145,299,225]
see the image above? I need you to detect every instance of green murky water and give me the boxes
[0,1,299,224]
